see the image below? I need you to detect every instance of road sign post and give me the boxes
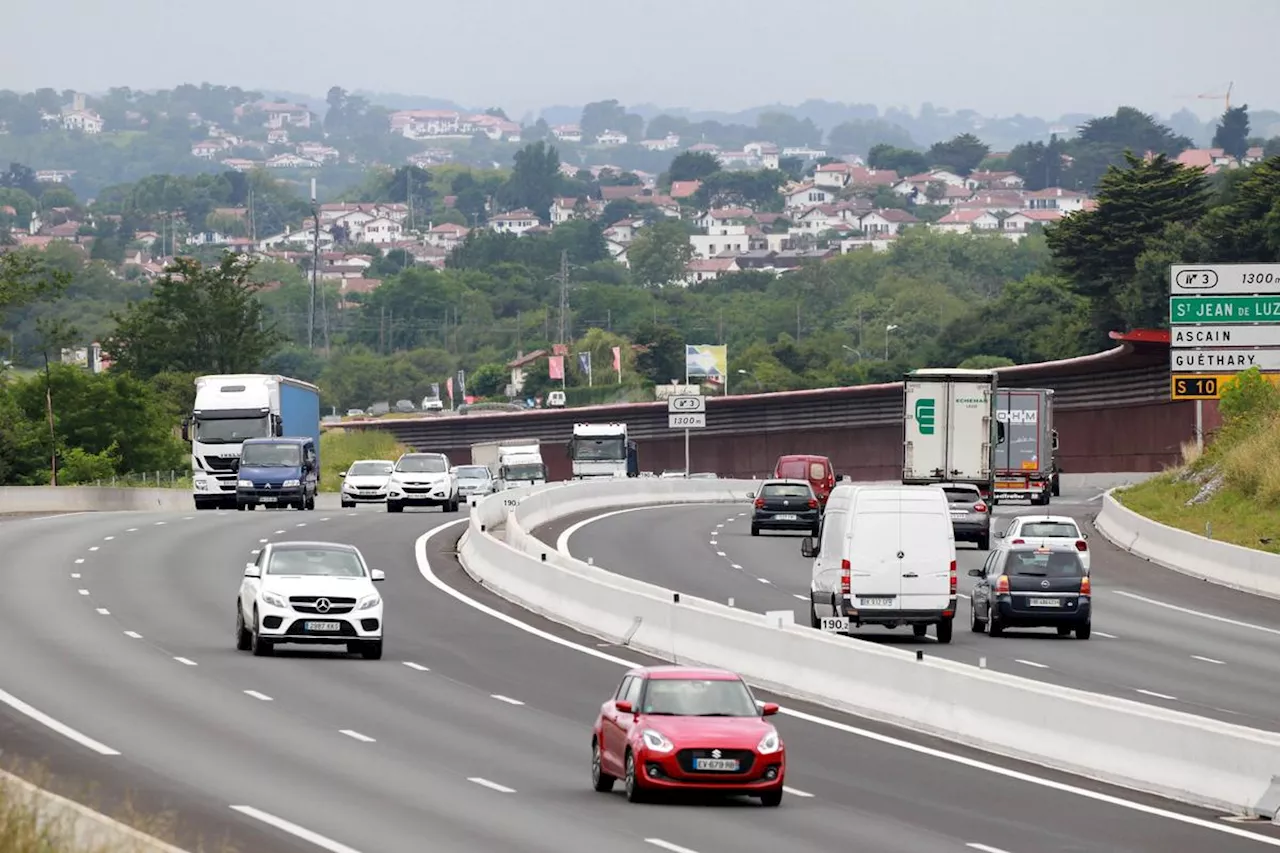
[1170,264,1280,451]
[668,395,706,475]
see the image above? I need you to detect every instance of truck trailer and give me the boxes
[184,374,321,510]
[994,387,1059,505]
[470,439,547,489]
[902,369,1003,499]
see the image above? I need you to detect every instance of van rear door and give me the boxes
[847,494,904,612]
[898,491,954,612]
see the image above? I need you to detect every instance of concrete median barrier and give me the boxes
[459,479,1280,817]
[0,487,194,513]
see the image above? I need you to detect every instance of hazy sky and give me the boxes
[5,0,1278,120]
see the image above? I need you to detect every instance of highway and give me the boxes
[540,486,1280,730]
[0,504,1277,852]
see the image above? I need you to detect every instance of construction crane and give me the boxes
[1196,82,1233,112]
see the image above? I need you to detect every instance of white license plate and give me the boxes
[950,511,966,517]
[819,616,849,633]
[693,758,740,771]
[304,621,341,631]
[260,496,277,503]
[774,513,797,520]
[1027,598,1060,607]
[859,597,896,607]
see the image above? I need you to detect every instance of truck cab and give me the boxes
[236,437,318,511]
[569,423,633,478]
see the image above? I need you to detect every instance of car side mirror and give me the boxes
[967,567,983,577]
[1081,533,1088,540]
[243,564,260,578]
[338,471,346,478]
[800,537,818,558]
[371,569,385,582]
[615,700,634,714]
[761,702,780,716]
[995,530,1005,538]
[745,491,755,500]
[835,474,844,482]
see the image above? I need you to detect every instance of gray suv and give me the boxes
[940,482,991,549]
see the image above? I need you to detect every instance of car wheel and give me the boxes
[235,605,252,651]
[623,751,646,803]
[759,788,783,807]
[361,640,383,660]
[250,610,273,657]
[988,610,1004,637]
[750,525,760,537]
[591,739,615,793]
[912,624,928,638]
[935,617,953,644]
[970,603,986,633]
[809,602,820,629]
[1076,621,1091,640]
[977,533,990,550]
[236,503,247,512]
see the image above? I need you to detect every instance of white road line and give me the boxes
[1192,655,1226,665]
[250,550,260,556]
[554,503,726,556]
[467,777,516,793]
[183,516,194,520]
[0,687,120,755]
[645,839,698,853]
[491,694,524,706]
[783,785,814,797]
[77,589,89,596]
[1135,689,1177,701]
[74,558,84,564]
[415,518,1280,848]
[297,523,307,527]
[321,517,331,521]
[229,806,364,853]
[966,844,1012,853]
[757,577,771,584]
[88,546,99,551]
[174,657,197,666]
[1112,590,1280,637]
[259,538,268,543]
[1094,631,1118,639]
[95,608,109,615]
[123,631,142,639]
[792,594,808,601]
[708,540,716,545]
[70,572,80,579]
[716,524,724,529]
[275,529,285,534]
[243,690,273,701]
[730,563,743,570]
[402,661,429,671]
[126,528,138,532]
[103,536,114,541]
[339,729,375,742]
[154,521,165,526]
[1015,659,1049,669]
[346,512,357,517]
[715,551,726,557]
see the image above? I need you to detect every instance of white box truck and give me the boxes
[471,439,546,490]
[902,369,1002,499]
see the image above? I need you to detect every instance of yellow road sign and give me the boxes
[1170,373,1280,400]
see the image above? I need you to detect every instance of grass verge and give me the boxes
[320,428,407,492]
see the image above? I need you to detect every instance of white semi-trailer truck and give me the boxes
[902,368,1002,500]
[569,422,637,478]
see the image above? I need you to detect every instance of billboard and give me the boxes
[685,345,727,385]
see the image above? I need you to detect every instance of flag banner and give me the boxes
[578,352,590,374]
[548,355,565,380]
[446,377,454,400]
[612,346,621,371]
[552,343,568,356]
[685,344,727,385]
[456,370,467,398]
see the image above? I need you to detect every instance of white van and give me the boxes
[545,390,566,408]
[801,483,957,643]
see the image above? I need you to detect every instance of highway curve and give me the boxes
[0,505,1277,852]
[537,485,1280,730]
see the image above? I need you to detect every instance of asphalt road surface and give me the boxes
[0,502,1277,852]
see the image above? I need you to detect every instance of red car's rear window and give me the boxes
[777,460,807,478]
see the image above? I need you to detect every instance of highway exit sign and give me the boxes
[1171,373,1280,400]
[1169,296,1280,324]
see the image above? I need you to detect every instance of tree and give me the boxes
[497,141,562,222]
[1212,105,1251,161]
[1077,107,1192,157]
[756,112,821,148]
[827,121,915,157]
[867,144,928,176]
[1006,136,1067,191]
[1198,155,1280,263]
[105,255,284,378]
[467,363,509,397]
[0,250,70,327]
[928,134,990,176]
[580,100,628,140]
[666,152,721,184]
[632,322,685,384]
[627,220,694,287]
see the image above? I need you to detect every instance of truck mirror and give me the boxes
[180,417,190,442]
[1051,429,1060,451]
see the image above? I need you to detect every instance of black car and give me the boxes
[968,545,1091,638]
[940,482,991,549]
[750,479,821,536]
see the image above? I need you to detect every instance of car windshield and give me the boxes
[762,483,811,498]
[397,455,446,473]
[641,677,759,717]
[241,444,301,467]
[1008,550,1084,577]
[194,415,269,444]
[1020,522,1079,538]
[348,461,393,476]
[267,548,366,577]
[455,466,490,480]
[942,487,979,503]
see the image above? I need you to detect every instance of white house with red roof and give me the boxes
[933,209,1001,234]
[489,209,539,235]
[684,257,740,285]
[784,183,835,210]
[1024,187,1088,213]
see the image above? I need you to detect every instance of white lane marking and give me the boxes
[250,550,260,556]
[415,518,1280,848]
[243,690,273,701]
[174,657,197,666]
[77,589,89,596]
[154,521,165,526]
[402,662,429,671]
[259,538,268,543]
[1136,689,1177,701]
[70,573,80,579]
[490,694,524,706]
[74,558,84,564]
[957,592,970,600]
[1112,590,1280,637]
[1192,655,1226,665]
[646,840,698,853]
[347,513,357,517]
[555,503,726,556]
[716,524,724,529]
[96,608,109,615]
[731,563,743,570]
[0,687,119,755]
[1094,631,1118,639]
[792,594,808,601]
[88,546,99,551]
[467,777,516,793]
[339,729,375,742]
[103,536,114,541]
[757,577,771,584]
[229,806,363,853]
[126,528,138,532]
[275,529,285,534]
[967,845,1012,853]
[297,523,307,527]
[321,517,330,521]
[124,631,142,639]
[708,540,716,545]
[715,551,726,557]
[783,785,814,797]
[183,516,194,520]
[1015,659,1049,669]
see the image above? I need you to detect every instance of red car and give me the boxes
[773,454,841,506]
[591,665,785,806]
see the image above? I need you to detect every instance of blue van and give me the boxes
[236,437,318,511]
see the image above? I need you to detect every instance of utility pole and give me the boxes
[557,249,569,345]
[309,178,319,350]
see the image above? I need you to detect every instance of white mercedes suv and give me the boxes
[387,452,459,513]
[236,541,385,659]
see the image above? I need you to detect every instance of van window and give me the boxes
[762,484,811,498]
[809,461,827,480]
[777,460,806,479]
[820,511,845,554]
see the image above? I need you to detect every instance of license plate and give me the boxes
[819,616,849,633]
[774,513,797,520]
[304,621,341,631]
[1027,598,1060,607]
[693,758,740,771]
[859,597,895,607]
[950,511,966,517]
[260,496,277,503]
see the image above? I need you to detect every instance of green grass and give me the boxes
[320,428,407,492]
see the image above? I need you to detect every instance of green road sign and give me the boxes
[1170,296,1280,324]
[915,398,936,435]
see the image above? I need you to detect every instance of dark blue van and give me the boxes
[236,437,318,511]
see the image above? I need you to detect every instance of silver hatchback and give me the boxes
[940,482,992,549]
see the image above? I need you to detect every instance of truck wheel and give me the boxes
[1051,475,1061,497]
[935,618,953,644]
